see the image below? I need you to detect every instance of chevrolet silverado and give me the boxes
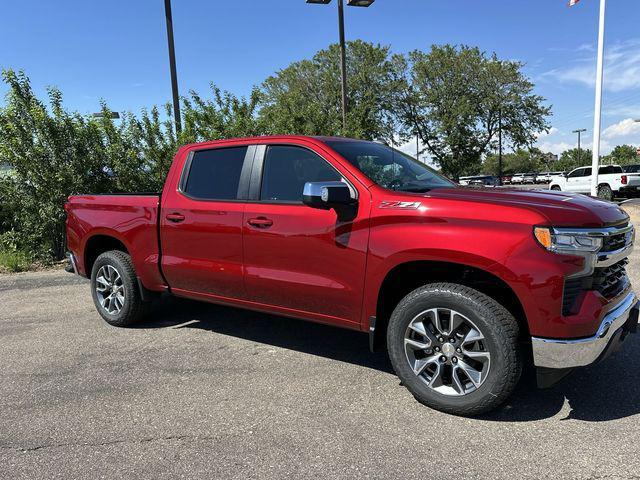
[65,136,639,415]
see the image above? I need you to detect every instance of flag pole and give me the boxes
[590,0,606,197]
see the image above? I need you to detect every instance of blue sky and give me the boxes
[1,0,639,156]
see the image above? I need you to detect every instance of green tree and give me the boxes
[604,145,638,166]
[556,148,593,172]
[0,70,268,261]
[180,84,262,144]
[258,40,399,142]
[392,45,551,179]
[483,148,544,175]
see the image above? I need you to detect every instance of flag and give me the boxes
[569,0,580,5]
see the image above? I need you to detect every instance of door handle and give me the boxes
[247,217,273,228]
[166,213,185,223]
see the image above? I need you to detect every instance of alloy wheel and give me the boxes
[95,264,125,315]
[404,308,491,396]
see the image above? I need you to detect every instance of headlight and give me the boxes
[534,227,603,253]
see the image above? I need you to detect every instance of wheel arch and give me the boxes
[371,260,530,354]
[83,231,130,276]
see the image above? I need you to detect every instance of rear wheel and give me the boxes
[90,251,149,327]
[597,184,613,201]
[550,185,561,191]
[387,283,522,416]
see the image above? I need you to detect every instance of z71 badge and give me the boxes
[379,201,422,209]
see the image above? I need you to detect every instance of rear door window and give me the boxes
[183,146,249,200]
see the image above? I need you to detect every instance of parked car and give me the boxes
[65,136,638,416]
[522,173,536,184]
[549,164,640,200]
[501,175,512,185]
[511,173,525,184]
[536,172,552,184]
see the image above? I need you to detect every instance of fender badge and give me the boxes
[379,201,421,209]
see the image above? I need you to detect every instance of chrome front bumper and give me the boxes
[532,291,639,369]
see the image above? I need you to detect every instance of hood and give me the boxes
[421,187,629,228]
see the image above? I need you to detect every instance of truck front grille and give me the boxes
[592,259,629,299]
[602,231,628,251]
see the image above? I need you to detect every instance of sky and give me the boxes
[1,0,639,159]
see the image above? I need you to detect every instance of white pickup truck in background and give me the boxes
[549,165,640,200]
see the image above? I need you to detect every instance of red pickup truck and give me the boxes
[65,136,639,415]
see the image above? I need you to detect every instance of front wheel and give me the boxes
[550,185,561,191]
[90,250,149,327]
[387,283,522,416]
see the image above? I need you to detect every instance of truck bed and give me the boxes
[65,194,166,291]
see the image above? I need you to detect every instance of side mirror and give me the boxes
[303,181,355,209]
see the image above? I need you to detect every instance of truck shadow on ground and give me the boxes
[137,295,640,423]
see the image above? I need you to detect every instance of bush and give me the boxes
[0,249,32,273]
[0,70,262,263]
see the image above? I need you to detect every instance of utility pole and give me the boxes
[337,0,348,133]
[590,0,606,196]
[164,0,182,135]
[573,128,587,165]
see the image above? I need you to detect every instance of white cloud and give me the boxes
[536,141,574,155]
[604,104,640,118]
[542,39,640,92]
[535,127,559,139]
[602,118,640,139]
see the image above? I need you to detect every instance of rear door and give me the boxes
[160,144,255,299]
[241,142,370,327]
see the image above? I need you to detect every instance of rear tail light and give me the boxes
[622,175,628,185]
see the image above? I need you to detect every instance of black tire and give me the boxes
[90,250,149,327]
[387,283,522,416]
[550,185,561,191]
[597,184,613,201]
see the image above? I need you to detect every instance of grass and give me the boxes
[0,249,32,273]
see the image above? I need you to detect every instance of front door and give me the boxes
[160,145,253,299]
[566,167,590,193]
[242,143,370,327]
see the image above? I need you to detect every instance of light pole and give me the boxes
[498,109,503,186]
[306,0,375,133]
[164,0,182,135]
[590,0,606,196]
[573,128,587,165]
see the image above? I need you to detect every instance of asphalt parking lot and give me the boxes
[1,206,640,480]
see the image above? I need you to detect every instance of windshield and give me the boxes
[324,140,455,192]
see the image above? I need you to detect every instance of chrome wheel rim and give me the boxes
[404,308,491,396]
[95,265,125,315]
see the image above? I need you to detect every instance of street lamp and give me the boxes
[306,0,375,132]
[573,128,587,165]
